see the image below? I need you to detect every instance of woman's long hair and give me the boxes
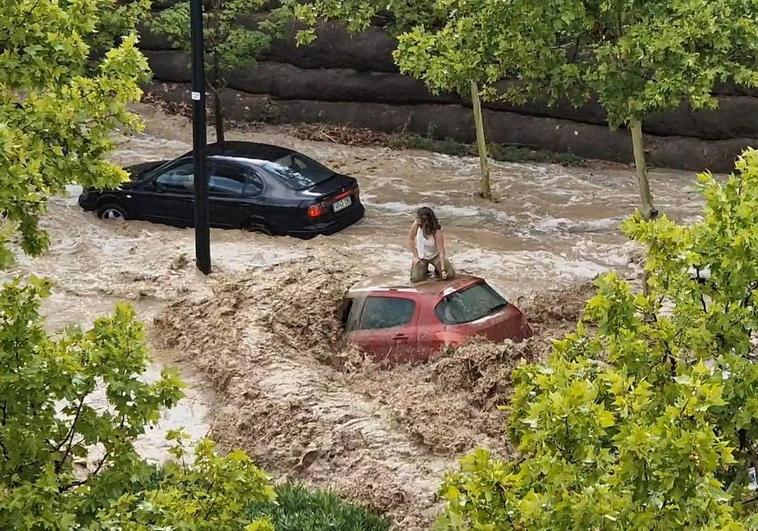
[416,207,441,237]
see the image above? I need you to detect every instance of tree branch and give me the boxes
[662,338,677,377]
[203,480,218,518]
[59,451,110,493]
[55,395,86,473]
[18,0,42,32]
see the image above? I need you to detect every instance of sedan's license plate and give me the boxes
[332,196,352,212]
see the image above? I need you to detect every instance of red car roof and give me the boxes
[348,274,483,298]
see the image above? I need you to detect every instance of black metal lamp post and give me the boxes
[190,0,211,274]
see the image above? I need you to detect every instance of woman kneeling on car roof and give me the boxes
[408,206,455,283]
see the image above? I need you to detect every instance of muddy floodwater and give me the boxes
[111,104,704,293]
[5,103,707,527]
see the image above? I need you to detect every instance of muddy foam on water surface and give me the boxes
[150,258,597,528]
[4,103,706,528]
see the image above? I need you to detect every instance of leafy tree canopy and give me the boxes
[149,0,291,141]
[0,278,183,528]
[0,0,149,266]
[150,0,277,83]
[0,279,279,530]
[438,148,758,529]
[90,0,152,63]
[283,0,441,43]
[393,0,758,128]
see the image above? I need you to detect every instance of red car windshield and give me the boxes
[436,282,508,325]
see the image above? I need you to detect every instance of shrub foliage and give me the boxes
[439,149,758,529]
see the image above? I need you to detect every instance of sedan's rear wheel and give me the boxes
[97,204,128,221]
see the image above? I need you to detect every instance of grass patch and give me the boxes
[247,483,390,531]
[489,143,586,166]
[291,123,586,167]
[386,133,586,166]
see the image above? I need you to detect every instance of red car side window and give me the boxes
[358,296,415,330]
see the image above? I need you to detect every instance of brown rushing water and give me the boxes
[2,102,707,523]
[110,104,703,294]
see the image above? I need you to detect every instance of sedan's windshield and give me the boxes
[261,153,335,190]
[435,282,509,325]
[132,160,173,182]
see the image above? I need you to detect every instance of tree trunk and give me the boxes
[629,121,657,220]
[212,54,224,145]
[470,81,494,201]
[630,120,658,297]
[213,88,224,145]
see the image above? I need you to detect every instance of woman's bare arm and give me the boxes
[436,229,448,277]
[408,222,419,260]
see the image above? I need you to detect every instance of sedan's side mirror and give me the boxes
[139,179,158,192]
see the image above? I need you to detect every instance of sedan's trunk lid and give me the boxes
[307,173,357,197]
[302,174,361,221]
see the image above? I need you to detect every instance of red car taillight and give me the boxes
[307,202,327,218]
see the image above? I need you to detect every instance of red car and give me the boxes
[340,275,532,362]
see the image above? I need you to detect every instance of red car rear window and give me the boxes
[435,282,508,325]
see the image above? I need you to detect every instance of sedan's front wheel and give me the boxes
[97,204,128,221]
[244,219,274,236]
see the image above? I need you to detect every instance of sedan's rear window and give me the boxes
[436,282,508,325]
[262,153,334,190]
[358,297,415,330]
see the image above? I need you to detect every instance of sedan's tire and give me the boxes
[244,219,274,236]
[97,204,128,221]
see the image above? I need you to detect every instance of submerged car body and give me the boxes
[78,141,364,238]
[341,275,532,362]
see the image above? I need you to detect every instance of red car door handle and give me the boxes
[392,334,408,342]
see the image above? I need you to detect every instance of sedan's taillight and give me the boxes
[307,202,327,218]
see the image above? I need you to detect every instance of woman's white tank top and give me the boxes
[415,227,438,260]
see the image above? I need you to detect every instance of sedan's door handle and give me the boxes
[183,197,194,203]
[392,334,408,342]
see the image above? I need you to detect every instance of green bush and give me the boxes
[247,483,390,531]
[99,434,276,530]
[437,149,758,529]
